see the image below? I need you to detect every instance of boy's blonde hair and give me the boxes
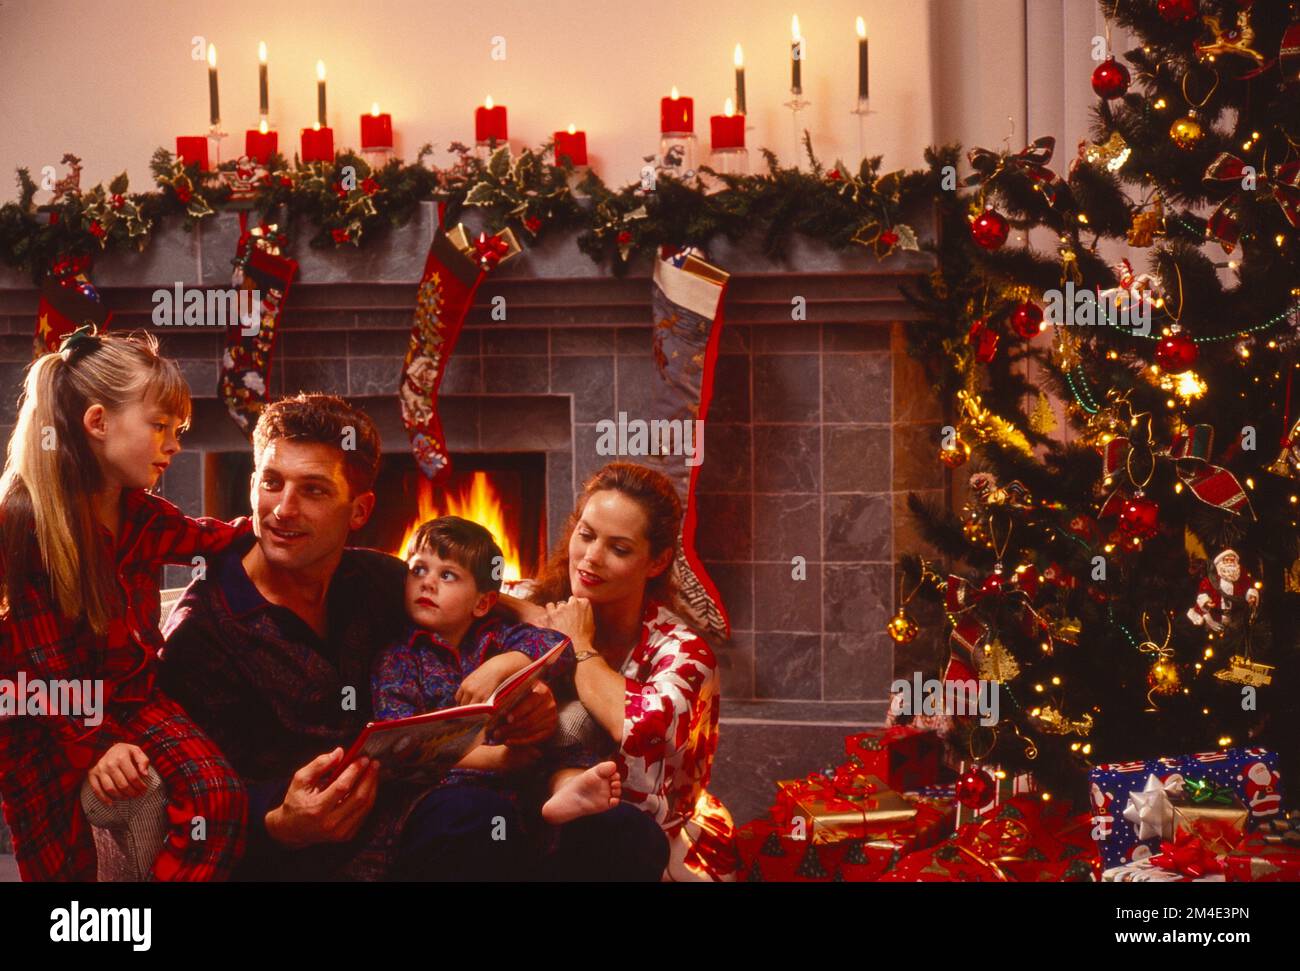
[1,329,192,634]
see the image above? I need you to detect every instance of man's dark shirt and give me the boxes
[157,532,411,877]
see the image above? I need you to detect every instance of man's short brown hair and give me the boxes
[407,516,503,593]
[252,393,382,497]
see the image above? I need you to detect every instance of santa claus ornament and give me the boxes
[1186,548,1259,633]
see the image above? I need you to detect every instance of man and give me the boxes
[157,394,555,880]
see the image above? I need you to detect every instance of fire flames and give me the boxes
[394,471,522,582]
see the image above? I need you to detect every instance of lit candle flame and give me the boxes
[856,16,866,39]
[258,40,266,64]
[316,60,326,82]
[724,97,734,117]
[207,44,217,69]
[567,122,576,134]
[792,14,801,41]
[670,85,679,99]
[734,43,744,67]
[371,101,380,116]
[312,121,320,131]
[259,118,268,134]
[485,94,494,109]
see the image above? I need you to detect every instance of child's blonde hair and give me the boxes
[1,329,192,634]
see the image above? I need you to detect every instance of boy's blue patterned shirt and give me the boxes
[371,614,574,722]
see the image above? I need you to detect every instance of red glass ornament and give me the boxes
[1119,494,1160,538]
[1010,301,1045,339]
[956,767,996,809]
[970,208,1010,250]
[1155,331,1198,372]
[968,317,1000,363]
[980,569,1006,596]
[1091,57,1131,99]
[1157,0,1199,22]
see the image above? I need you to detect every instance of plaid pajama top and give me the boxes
[0,488,249,880]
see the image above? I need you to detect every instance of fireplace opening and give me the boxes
[205,451,547,580]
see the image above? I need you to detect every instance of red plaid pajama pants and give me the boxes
[1,691,247,881]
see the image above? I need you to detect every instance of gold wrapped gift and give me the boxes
[778,774,917,845]
[1172,790,1248,856]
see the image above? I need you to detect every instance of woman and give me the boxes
[502,461,737,881]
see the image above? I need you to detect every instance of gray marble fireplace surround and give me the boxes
[0,200,945,825]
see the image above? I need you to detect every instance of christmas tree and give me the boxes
[898,0,1300,800]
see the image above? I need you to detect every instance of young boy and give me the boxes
[371,515,619,824]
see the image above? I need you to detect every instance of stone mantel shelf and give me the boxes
[0,201,936,324]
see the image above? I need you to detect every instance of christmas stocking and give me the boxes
[35,254,111,358]
[646,247,732,641]
[400,222,518,481]
[219,218,297,435]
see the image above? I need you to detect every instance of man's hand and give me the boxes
[87,743,152,804]
[492,682,557,746]
[264,748,380,850]
[456,651,531,706]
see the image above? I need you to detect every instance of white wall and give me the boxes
[1,0,944,193]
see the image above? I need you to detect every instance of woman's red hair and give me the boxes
[530,462,682,610]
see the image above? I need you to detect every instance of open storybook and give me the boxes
[327,638,571,786]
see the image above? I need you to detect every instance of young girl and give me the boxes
[0,326,250,881]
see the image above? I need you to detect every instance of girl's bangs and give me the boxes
[143,358,193,425]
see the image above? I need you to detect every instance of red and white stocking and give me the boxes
[219,219,297,435]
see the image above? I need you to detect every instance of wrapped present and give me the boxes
[843,726,943,791]
[775,773,916,845]
[1103,859,1225,882]
[1225,810,1300,882]
[955,799,1099,882]
[735,819,813,881]
[1178,748,1282,824]
[881,798,1099,882]
[1088,747,1282,869]
[1171,781,1248,856]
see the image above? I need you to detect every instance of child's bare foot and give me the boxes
[542,761,621,824]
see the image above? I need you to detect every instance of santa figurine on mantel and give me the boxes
[1186,548,1259,633]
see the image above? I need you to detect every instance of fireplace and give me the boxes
[205,450,547,577]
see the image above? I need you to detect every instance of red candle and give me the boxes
[710,101,745,149]
[361,103,393,149]
[660,87,694,133]
[175,136,210,171]
[300,125,334,163]
[245,126,278,164]
[475,97,508,143]
[553,126,588,166]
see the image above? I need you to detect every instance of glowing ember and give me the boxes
[394,471,522,582]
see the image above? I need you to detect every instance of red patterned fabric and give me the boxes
[0,489,250,880]
[616,600,738,881]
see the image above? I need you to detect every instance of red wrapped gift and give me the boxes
[736,820,849,881]
[947,800,1100,882]
[878,841,1009,881]
[843,726,942,791]
[1225,811,1300,881]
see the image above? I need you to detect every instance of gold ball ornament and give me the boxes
[1148,659,1181,695]
[886,608,920,644]
[1169,115,1204,151]
[939,437,972,468]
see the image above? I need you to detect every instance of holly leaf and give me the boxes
[108,172,129,195]
[464,182,498,208]
[487,145,511,180]
[894,224,920,251]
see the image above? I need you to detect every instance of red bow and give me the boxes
[1203,153,1300,253]
[474,231,510,269]
[1152,833,1225,879]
